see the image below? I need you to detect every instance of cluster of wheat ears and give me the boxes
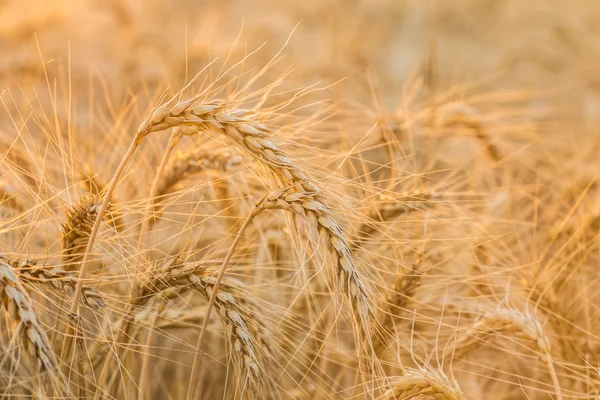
[1,24,600,399]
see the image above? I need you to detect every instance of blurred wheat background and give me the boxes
[1,0,599,399]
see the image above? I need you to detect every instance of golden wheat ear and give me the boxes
[11,259,106,309]
[61,195,120,271]
[383,366,463,400]
[130,260,275,396]
[0,256,58,373]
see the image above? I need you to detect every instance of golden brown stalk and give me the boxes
[253,189,373,337]
[0,256,58,373]
[384,366,463,400]
[61,195,120,271]
[10,259,106,309]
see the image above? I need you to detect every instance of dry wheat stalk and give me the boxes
[253,189,373,338]
[61,195,120,271]
[384,366,463,399]
[0,256,58,373]
[10,259,106,309]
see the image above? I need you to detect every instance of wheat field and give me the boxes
[0,0,599,399]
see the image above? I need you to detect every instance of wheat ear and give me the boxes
[253,189,373,337]
[131,260,270,396]
[448,305,562,400]
[11,259,106,309]
[384,366,463,400]
[354,192,433,249]
[0,256,58,373]
[154,143,241,203]
[61,195,120,271]
[373,252,424,353]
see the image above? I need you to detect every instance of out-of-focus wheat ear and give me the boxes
[448,305,562,400]
[373,252,424,354]
[150,143,241,226]
[353,192,434,250]
[11,259,106,310]
[79,165,126,232]
[61,195,120,271]
[384,366,463,400]
[438,104,501,162]
[0,256,58,374]
[253,189,373,341]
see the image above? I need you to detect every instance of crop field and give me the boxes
[0,1,599,398]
